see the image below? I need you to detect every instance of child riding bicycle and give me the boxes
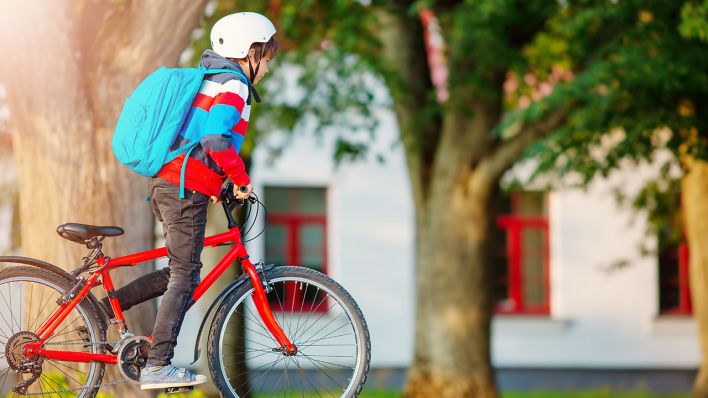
[102,12,279,390]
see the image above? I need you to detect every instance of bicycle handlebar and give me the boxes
[219,183,257,229]
[219,183,256,205]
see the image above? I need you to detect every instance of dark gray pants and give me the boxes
[102,177,209,366]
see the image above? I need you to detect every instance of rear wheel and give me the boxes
[0,266,105,397]
[207,266,371,397]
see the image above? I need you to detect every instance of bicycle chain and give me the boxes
[16,340,134,396]
[43,339,112,347]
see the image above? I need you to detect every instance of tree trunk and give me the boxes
[0,0,207,394]
[682,159,708,398]
[374,8,501,392]
[403,161,498,398]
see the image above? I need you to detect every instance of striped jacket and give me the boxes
[156,50,252,197]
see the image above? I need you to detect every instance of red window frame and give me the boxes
[265,188,328,313]
[495,192,551,315]
[659,242,692,315]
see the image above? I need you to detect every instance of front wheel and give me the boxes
[207,266,371,397]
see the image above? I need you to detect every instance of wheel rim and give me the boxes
[0,276,100,397]
[218,275,364,397]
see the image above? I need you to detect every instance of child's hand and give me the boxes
[210,195,221,204]
[235,184,253,200]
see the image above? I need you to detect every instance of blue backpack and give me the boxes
[112,65,248,198]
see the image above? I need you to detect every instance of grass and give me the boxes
[502,392,688,398]
[253,391,397,398]
[251,391,688,398]
[150,387,695,398]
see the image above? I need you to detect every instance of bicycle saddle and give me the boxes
[56,223,124,243]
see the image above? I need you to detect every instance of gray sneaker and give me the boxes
[139,365,207,390]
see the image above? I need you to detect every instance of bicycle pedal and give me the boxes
[165,386,193,394]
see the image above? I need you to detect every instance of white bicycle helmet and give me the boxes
[210,12,277,59]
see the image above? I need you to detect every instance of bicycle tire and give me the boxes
[0,266,106,397]
[207,266,371,397]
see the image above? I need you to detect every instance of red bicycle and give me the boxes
[0,183,371,397]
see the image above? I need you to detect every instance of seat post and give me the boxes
[69,238,105,277]
[86,237,103,251]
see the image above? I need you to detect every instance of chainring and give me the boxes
[116,336,150,383]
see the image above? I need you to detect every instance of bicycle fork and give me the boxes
[192,229,297,355]
[242,258,297,355]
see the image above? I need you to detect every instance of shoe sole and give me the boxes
[140,379,207,390]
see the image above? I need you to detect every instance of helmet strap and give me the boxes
[247,50,264,103]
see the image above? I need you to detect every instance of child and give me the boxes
[101,12,279,390]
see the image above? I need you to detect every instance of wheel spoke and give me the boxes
[293,292,331,343]
[243,324,280,342]
[294,355,324,398]
[0,367,12,393]
[8,282,21,333]
[243,300,280,346]
[0,287,17,338]
[223,349,275,367]
[45,359,84,387]
[293,282,309,347]
[47,358,89,376]
[299,352,348,390]
[245,354,287,398]
[298,332,354,349]
[292,287,322,340]
[28,283,47,332]
[297,314,347,347]
[26,279,34,330]
[47,315,82,339]
[41,373,73,397]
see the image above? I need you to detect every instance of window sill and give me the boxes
[649,315,697,337]
[492,315,572,337]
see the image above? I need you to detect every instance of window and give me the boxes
[493,191,550,315]
[264,187,327,312]
[659,240,691,315]
[655,185,691,316]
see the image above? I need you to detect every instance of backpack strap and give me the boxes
[202,67,249,84]
[176,142,200,199]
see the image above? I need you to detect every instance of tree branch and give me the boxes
[374,5,442,206]
[475,103,574,188]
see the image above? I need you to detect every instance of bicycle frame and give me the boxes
[23,224,296,364]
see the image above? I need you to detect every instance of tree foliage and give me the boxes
[524,1,708,183]
[192,1,708,180]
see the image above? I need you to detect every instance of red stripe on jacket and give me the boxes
[192,91,245,112]
[192,93,214,112]
[156,154,225,198]
[213,91,245,110]
[232,118,249,136]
